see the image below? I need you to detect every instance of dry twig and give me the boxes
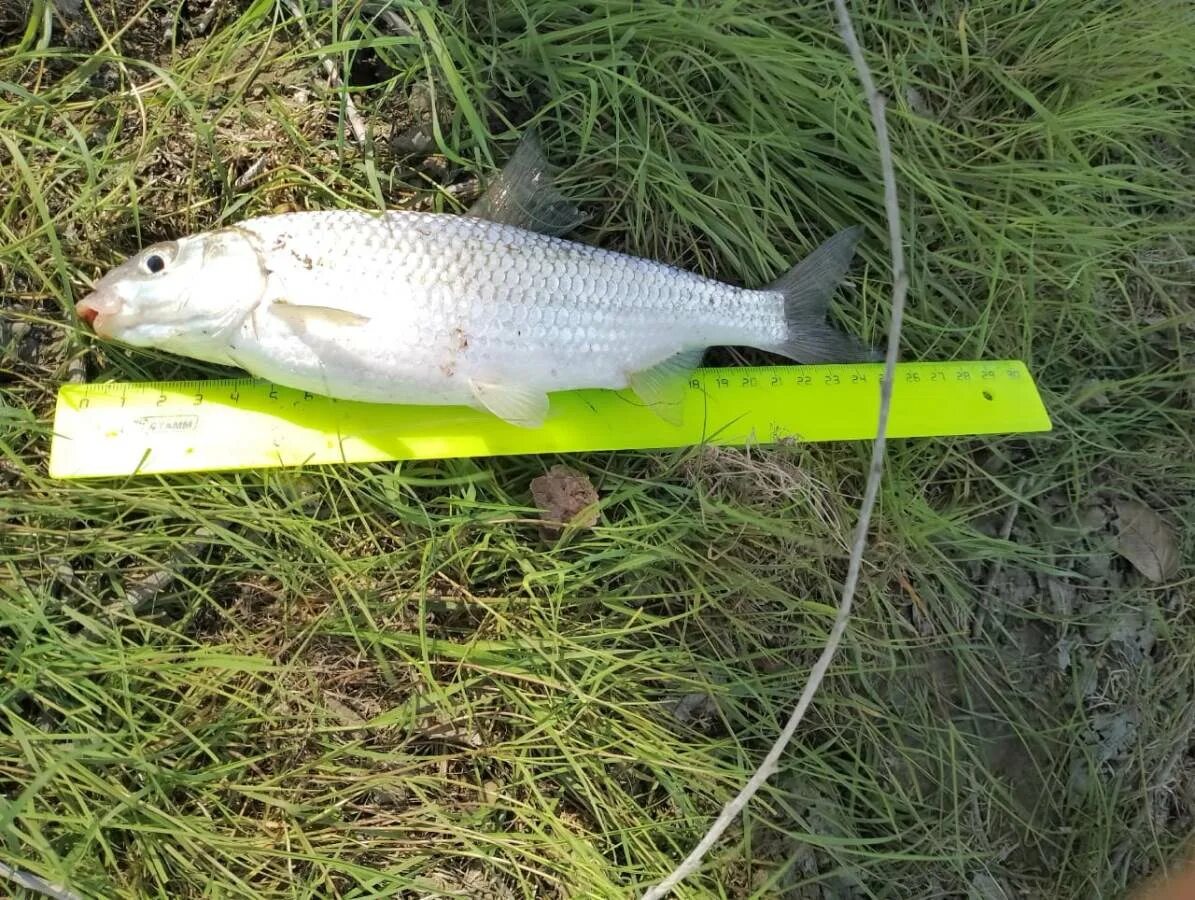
[233,155,268,191]
[639,1,909,895]
[282,0,369,149]
[122,524,224,613]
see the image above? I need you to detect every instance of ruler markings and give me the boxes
[48,361,1051,478]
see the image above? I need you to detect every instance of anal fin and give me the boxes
[469,379,550,428]
[628,349,704,425]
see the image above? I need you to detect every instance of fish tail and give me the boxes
[762,226,881,363]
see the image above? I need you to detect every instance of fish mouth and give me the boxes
[75,292,119,337]
[75,300,98,326]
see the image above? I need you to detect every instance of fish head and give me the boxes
[76,228,266,353]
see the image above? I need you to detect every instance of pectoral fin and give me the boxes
[628,349,705,425]
[469,379,550,428]
[271,300,371,331]
[467,130,587,238]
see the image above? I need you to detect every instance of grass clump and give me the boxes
[2,0,1193,897]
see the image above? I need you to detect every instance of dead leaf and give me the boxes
[1114,499,1180,583]
[414,717,484,749]
[530,465,599,537]
[970,872,1012,900]
[668,692,718,728]
[323,694,368,739]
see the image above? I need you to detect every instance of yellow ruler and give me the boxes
[48,361,1050,478]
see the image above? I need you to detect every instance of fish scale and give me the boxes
[232,210,777,389]
[75,135,876,427]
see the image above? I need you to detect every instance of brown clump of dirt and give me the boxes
[531,464,600,537]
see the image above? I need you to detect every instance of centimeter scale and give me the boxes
[48,360,1051,478]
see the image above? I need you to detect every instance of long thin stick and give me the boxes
[0,861,83,900]
[639,1,909,895]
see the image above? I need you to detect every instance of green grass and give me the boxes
[2,0,1193,897]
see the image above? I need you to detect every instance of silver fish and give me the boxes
[76,134,876,427]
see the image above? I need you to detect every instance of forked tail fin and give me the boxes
[764,226,881,363]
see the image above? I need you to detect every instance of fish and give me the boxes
[76,133,878,428]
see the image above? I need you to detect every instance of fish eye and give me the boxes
[143,253,167,275]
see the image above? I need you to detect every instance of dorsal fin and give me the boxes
[467,130,587,238]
